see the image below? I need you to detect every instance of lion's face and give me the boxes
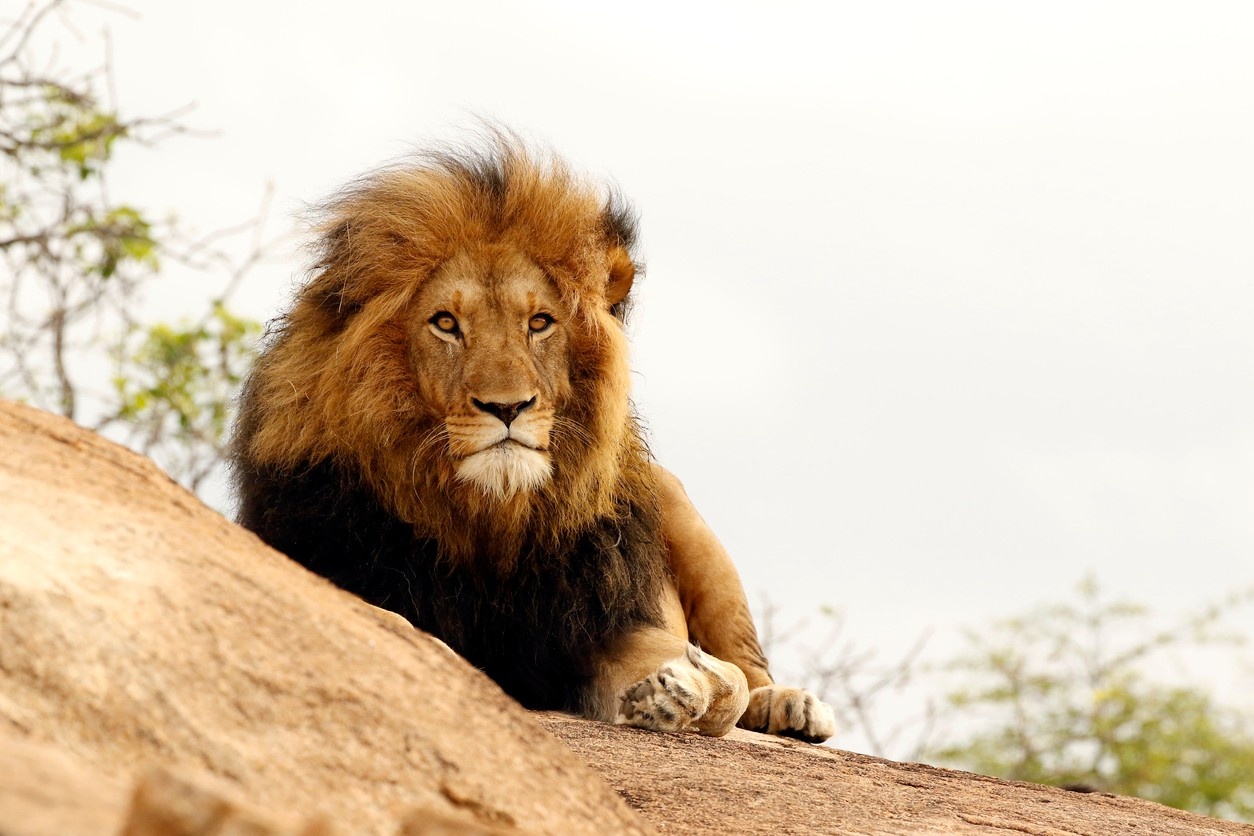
[409,247,574,499]
[238,140,651,552]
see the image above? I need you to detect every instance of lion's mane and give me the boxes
[231,137,669,710]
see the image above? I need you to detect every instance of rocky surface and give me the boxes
[1,398,1249,836]
[541,714,1253,835]
[0,400,644,835]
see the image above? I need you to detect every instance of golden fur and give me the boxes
[233,135,836,742]
[240,141,649,562]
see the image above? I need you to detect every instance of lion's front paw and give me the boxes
[738,685,836,743]
[616,660,709,734]
[615,645,749,737]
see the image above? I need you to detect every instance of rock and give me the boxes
[540,705,1254,835]
[117,767,337,836]
[0,400,647,835]
[0,734,129,836]
[1,398,1248,836]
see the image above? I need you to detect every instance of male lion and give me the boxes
[231,137,835,742]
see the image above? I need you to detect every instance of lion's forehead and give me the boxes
[419,249,564,319]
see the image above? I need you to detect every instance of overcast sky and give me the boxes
[35,0,1254,753]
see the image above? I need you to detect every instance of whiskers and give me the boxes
[414,423,450,458]
[549,415,593,450]
[409,423,450,483]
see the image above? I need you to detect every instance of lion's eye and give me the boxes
[430,312,459,334]
[529,313,554,333]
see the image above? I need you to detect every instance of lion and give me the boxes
[231,135,836,743]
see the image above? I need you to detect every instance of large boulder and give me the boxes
[1,399,1248,835]
[0,400,646,834]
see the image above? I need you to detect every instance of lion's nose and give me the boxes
[472,397,536,428]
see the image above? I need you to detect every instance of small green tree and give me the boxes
[107,303,261,491]
[0,0,271,492]
[928,578,1254,821]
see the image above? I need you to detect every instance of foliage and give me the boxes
[927,578,1254,821]
[0,0,270,492]
[109,304,262,491]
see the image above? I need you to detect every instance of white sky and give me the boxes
[34,0,1254,753]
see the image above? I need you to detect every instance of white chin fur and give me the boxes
[455,444,552,499]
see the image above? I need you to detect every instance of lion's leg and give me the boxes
[585,581,750,737]
[653,465,837,743]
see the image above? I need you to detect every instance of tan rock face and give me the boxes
[0,401,647,835]
[1,399,1249,836]
[0,735,129,836]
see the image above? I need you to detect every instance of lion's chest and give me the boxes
[240,459,667,710]
[400,522,665,710]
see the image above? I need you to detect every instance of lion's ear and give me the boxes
[606,246,635,307]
